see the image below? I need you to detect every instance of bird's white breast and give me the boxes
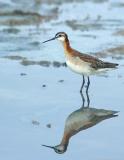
[66,56,94,76]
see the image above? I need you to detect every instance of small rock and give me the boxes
[53,61,61,67]
[42,84,46,87]
[20,73,27,76]
[39,61,51,67]
[46,124,51,128]
[118,75,122,78]
[58,80,64,83]
[32,120,40,126]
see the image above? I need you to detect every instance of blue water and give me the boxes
[0,0,124,160]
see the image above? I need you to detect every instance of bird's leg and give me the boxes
[86,89,90,107]
[80,75,85,93]
[86,76,90,93]
[80,91,85,108]
[86,76,90,107]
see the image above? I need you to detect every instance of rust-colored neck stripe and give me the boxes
[62,37,73,55]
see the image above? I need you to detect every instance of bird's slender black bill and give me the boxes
[42,37,56,43]
[42,144,54,149]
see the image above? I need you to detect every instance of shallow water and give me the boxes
[0,0,124,160]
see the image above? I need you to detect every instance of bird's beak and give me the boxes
[42,144,55,149]
[42,37,56,43]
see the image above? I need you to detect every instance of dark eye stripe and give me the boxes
[56,34,64,38]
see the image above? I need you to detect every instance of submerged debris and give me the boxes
[65,20,103,31]
[32,120,40,126]
[114,29,124,36]
[52,61,67,67]
[2,28,20,34]
[58,80,64,83]
[0,10,43,25]
[42,84,46,87]
[95,45,124,59]
[21,60,38,66]
[38,61,51,67]
[53,61,62,67]
[3,55,26,60]
[20,73,27,76]
[46,124,51,128]
[3,56,67,67]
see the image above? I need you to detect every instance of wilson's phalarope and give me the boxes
[42,107,118,154]
[43,32,118,92]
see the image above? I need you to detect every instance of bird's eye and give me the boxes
[55,149,62,153]
[58,35,62,37]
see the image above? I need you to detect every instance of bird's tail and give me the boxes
[96,110,119,120]
[104,62,118,68]
[102,113,118,120]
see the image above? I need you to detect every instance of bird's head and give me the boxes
[42,32,68,43]
[42,144,67,154]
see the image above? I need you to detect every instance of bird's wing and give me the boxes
[72,50,118,69]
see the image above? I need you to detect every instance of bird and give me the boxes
[42,32,118,93]
[42,106,118,154]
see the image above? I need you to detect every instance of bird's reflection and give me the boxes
[80,77,90,107]
[80,88,90,107]
[42,92,118,154]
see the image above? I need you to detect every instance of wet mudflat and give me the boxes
[0,0,124,160]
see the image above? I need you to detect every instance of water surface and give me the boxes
[0,0,124,160]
